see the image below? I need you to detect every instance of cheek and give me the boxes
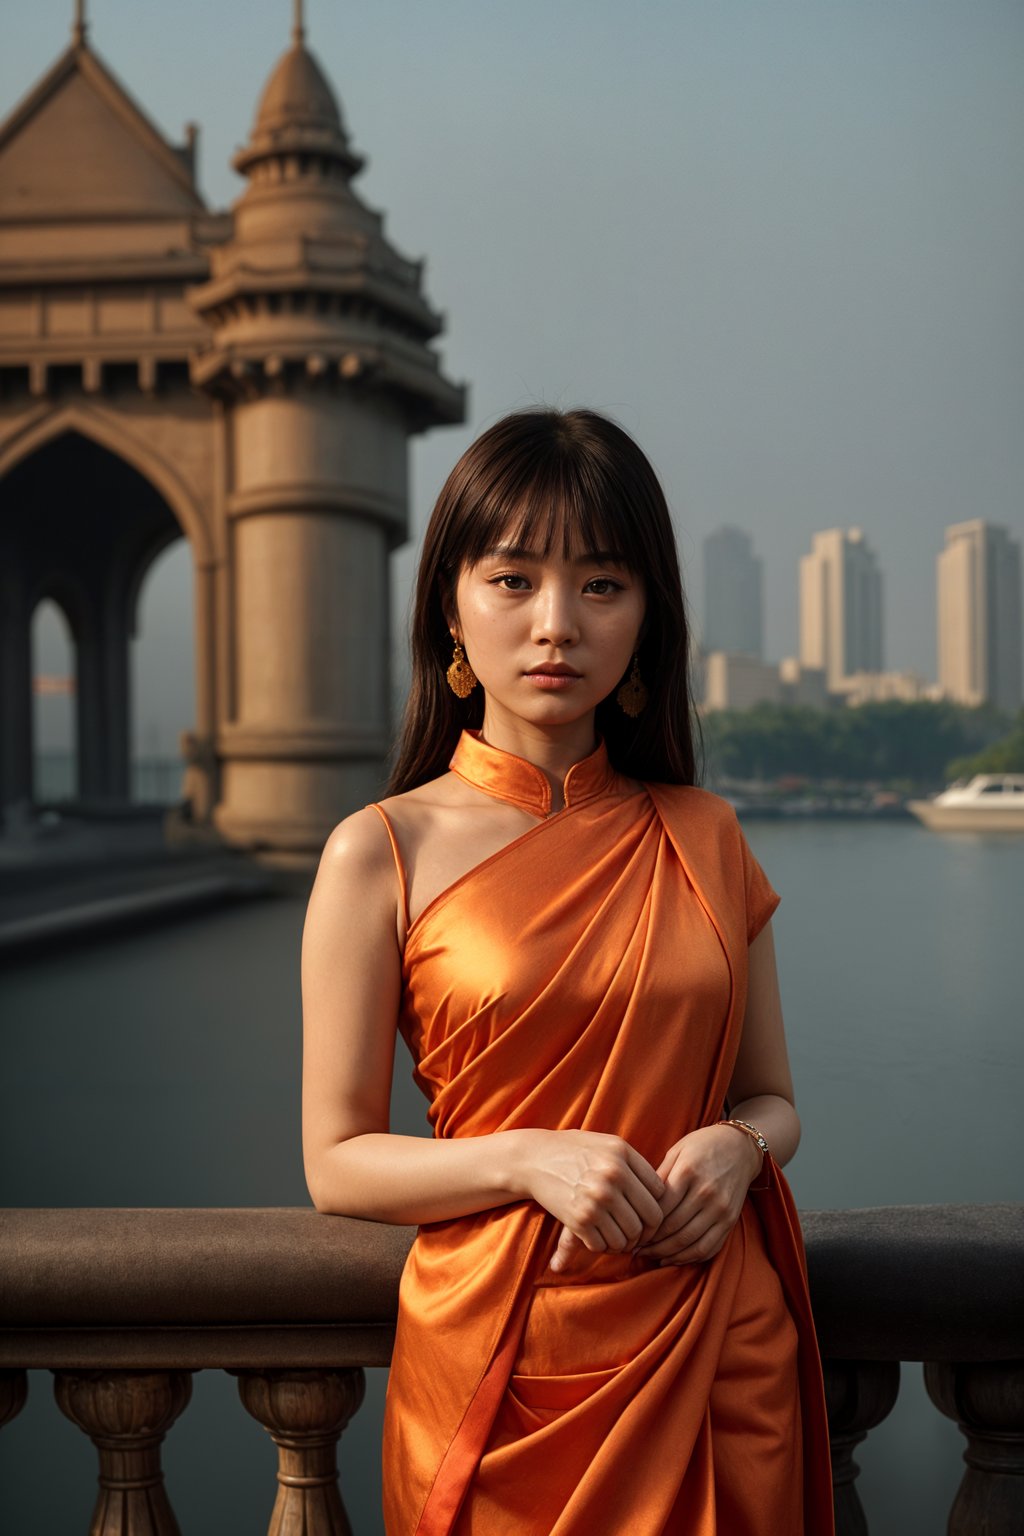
[452,579,486,644]
[459,589,500,635]
[456,589,517,662]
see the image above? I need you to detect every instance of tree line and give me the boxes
[700,701,1021,788]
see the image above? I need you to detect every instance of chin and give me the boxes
[521,697,600,726]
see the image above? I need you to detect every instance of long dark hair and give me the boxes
[387,408,702,792]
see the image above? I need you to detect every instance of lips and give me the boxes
[524,663,584,693]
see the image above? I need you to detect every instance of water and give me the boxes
[1,820,1020,1534]
[743,820,1023,1535]
[33,751,185,804]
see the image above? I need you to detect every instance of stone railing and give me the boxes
[1,1204,1021,1535]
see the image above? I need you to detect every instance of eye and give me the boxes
[491,572,531,590]
[584,577,624,596]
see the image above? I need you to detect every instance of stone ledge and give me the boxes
[3,1204,1021,1366]
[0,1208,415,1329]
[801,1203,1024,1360]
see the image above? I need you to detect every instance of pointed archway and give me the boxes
[0,430,190,809]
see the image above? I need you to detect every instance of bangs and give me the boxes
[446,443,642,573]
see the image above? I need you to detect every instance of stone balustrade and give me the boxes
[1,1204,1021,1534]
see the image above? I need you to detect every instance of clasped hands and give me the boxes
[527,1124,763,1276]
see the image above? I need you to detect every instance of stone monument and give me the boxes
[0,1,465,864]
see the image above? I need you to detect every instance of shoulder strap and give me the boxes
[368,802,411,935]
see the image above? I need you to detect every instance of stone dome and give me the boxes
[253,42,341,137]
[234,39,363,178]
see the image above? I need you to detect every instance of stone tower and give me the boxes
[189,3,465,857]
[0,2,465,864]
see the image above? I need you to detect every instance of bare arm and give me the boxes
[722,917,801,1165]
[301,809,664,1244]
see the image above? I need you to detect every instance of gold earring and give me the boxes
[617,653,648,717]
[447,639,478,699]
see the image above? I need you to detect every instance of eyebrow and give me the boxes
[481,543,629,566]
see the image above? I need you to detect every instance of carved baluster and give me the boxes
[235,1367,365,1536]
[823,1358,901,1536]
[0,1369,28,1432]
[53,1369,192,1536]
[925,1360,1024,1536]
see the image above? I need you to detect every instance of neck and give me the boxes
[477,704,597,812]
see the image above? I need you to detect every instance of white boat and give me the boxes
[908,774,1024,832]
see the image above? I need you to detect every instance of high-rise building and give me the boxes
[702,527,763,658]
[937,520,1022,712]
[799,528,883,690]
[702,652,780,711]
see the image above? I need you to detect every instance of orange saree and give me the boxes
[377,732,833,1535]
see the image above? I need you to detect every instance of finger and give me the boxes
[636,1176,694,1248]
[622,1187,665,1247]
[625,1145,667,1203]
[654,1173,691,1223]
[548,1225,583,1274]
[592,1207,634,1254]
[642,1218,716,1259]
[638,1217,669,1251]
[572,1177,639,1253]
[658,1205,744,1264]
[637,1200,691,1251]
[658,1226,728,1265]
[648,1171,736,1245]
[660,1190,727,1243]
[619,1167,668,1243]
[551,1201,643,1271]
[605,1200,644,1250]
[583,1161,663,1248]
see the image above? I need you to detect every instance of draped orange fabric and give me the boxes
[375,732,833,1536]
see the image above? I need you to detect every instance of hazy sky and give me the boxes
[6,1,1023,751]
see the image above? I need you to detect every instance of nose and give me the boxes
[530,581,580,647]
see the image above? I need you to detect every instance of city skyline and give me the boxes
[7,1,1023,754]
[699,516,1022,711]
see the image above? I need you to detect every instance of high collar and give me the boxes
[449,730,619,818]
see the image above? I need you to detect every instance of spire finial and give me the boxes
[72,0,87,46]
[292,0,305,45]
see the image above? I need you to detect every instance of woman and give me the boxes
[302,409,833,1535]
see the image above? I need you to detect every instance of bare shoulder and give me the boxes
[313,774,466,907]
[318,804,397,884]
[305,806,402,958]
[373,772,469,842]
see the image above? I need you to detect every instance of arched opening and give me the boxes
[130,540,195,804]
[0,429,195,809]
[31,599,77,804]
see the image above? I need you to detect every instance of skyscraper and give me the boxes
[799,528,883,690]
[702,527,763,658]
[937,520,1022,712]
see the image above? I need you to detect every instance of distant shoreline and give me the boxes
[731,802,914,820]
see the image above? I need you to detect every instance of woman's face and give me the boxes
[451,529,645,734]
